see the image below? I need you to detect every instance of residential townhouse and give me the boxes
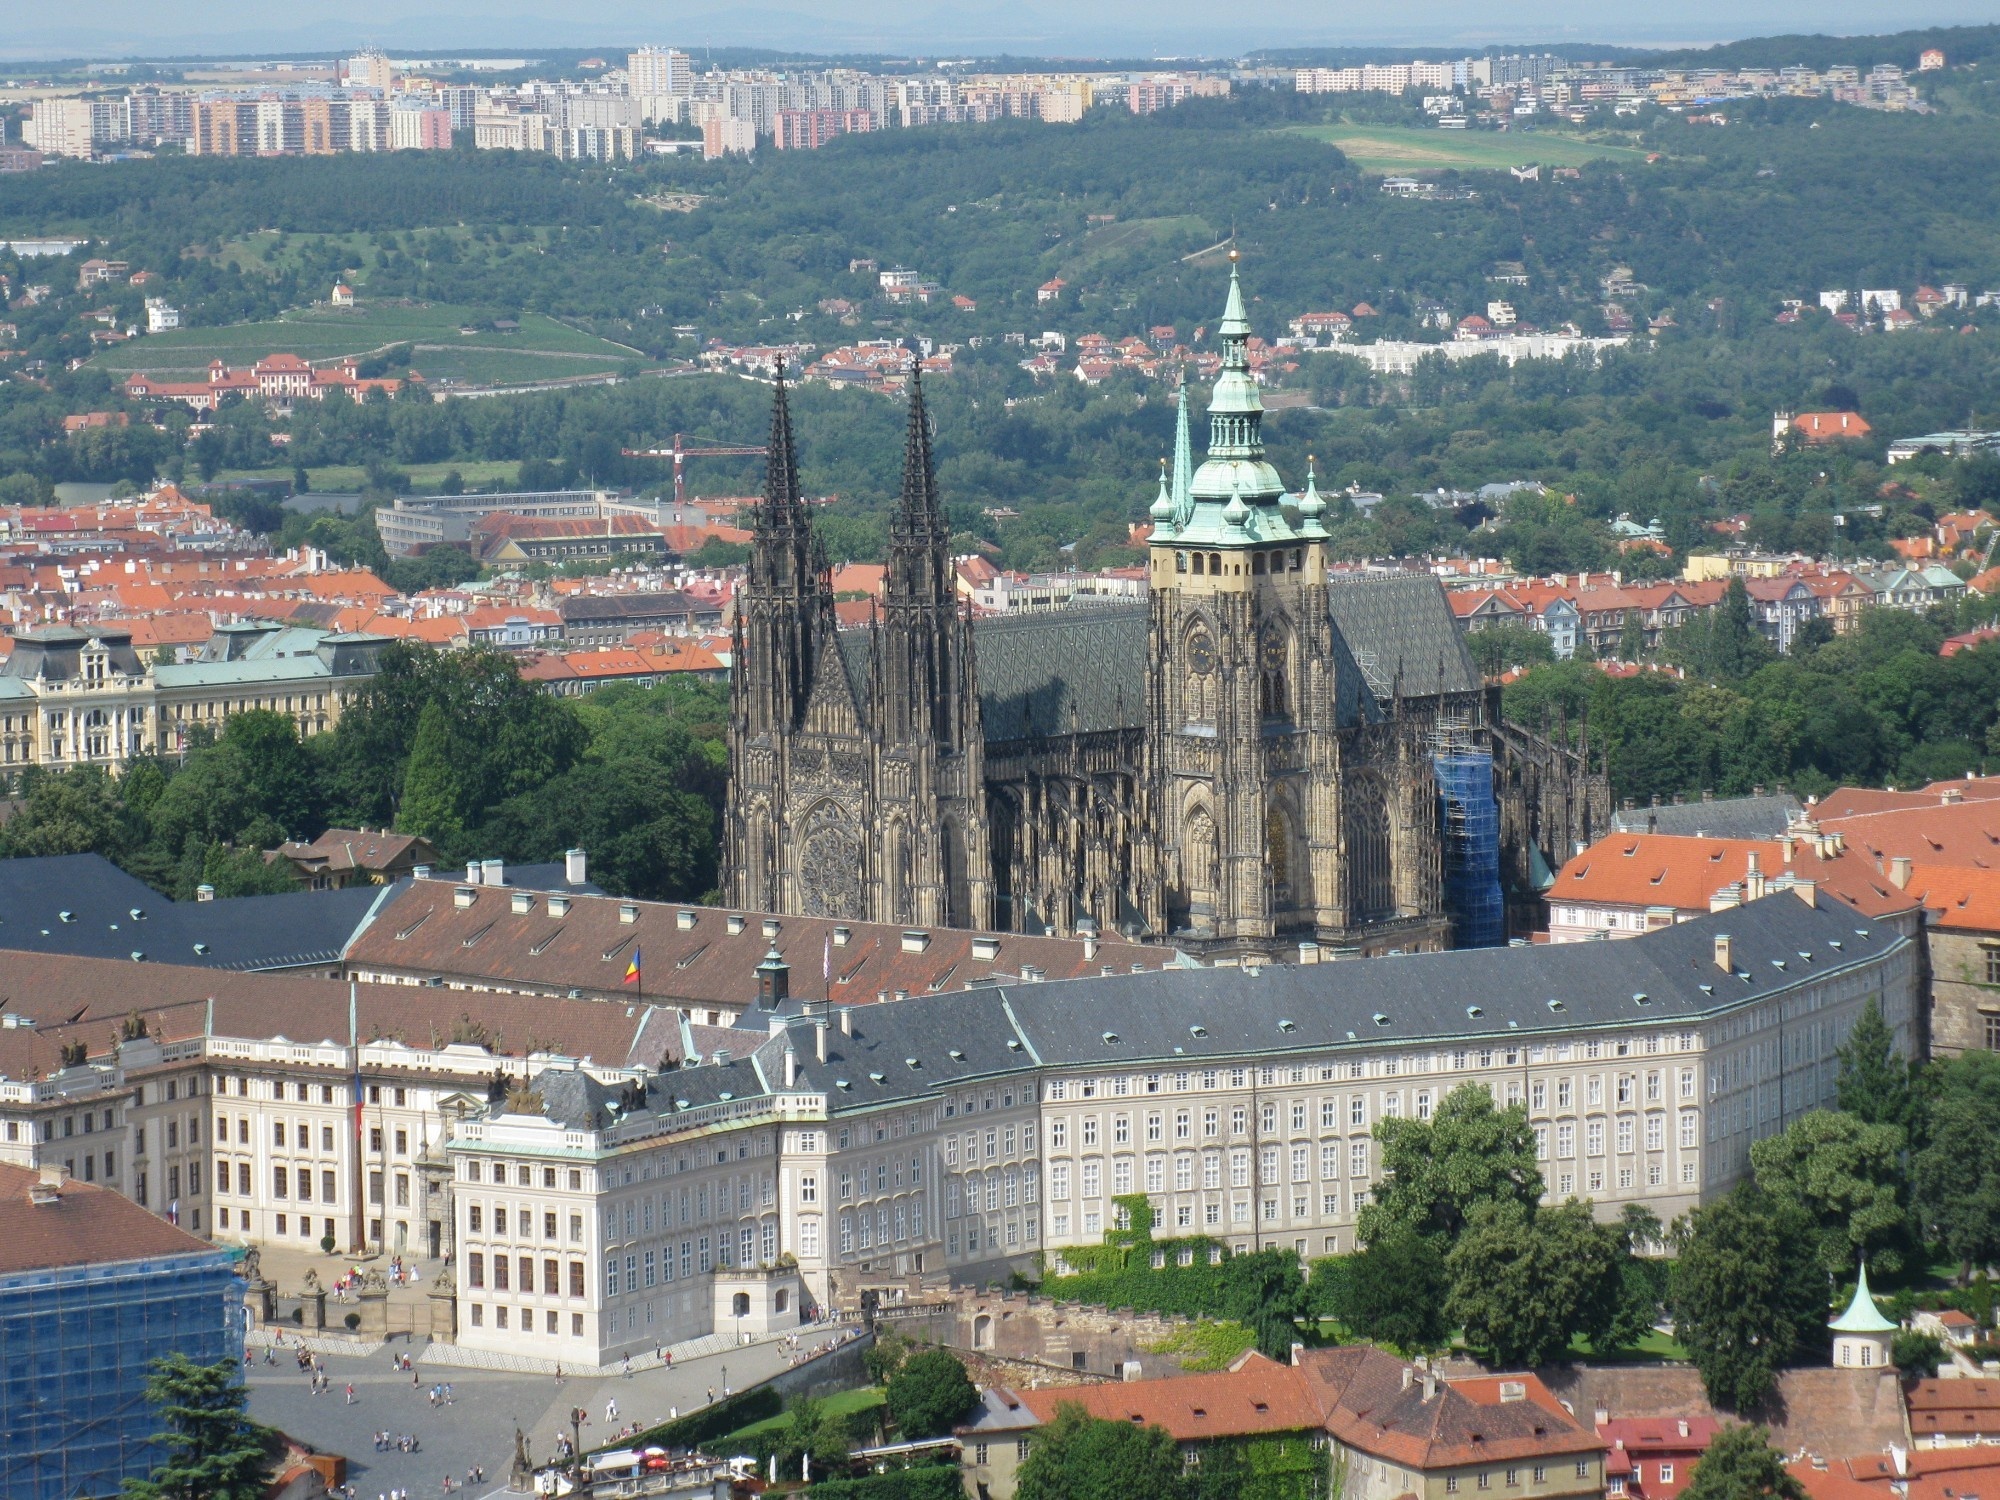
[1575,582,1726,658]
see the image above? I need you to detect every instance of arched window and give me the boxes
[1345,772,1394,921]
[1259,628,1290,720]
[1184,803,1218,909]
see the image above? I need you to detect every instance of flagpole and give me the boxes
[348,979,364,1258]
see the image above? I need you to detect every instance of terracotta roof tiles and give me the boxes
[0,1161,217,1276]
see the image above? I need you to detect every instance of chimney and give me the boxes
[1714,934,1733,972]
[466,860,482,884]
[783,1049,798,1088]
[565,848,587,885]
[195,884,215,902]
[1890,856,1912,889]
[1403,1366,1414,1391]
[1793,879,1817,908]
[482,858,504,887]
[751,944,791,1010]
[1745,852,1766,902]
[1594,1410,1610,1429]
[815,1020,828,1063]
[1291,1342,1305,1367]
[30,1164,64,1204]
[838,1007,852,1036]
[413,864,431,881]
[1779,835,1794,864]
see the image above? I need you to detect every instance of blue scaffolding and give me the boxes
[1436,745,1505,949]
[0,1244,242,1500]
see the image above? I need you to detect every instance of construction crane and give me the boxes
[621,433,767,507]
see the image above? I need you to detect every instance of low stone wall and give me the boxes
[1540,1363,1911,1461]
[875,1287,1204,1380]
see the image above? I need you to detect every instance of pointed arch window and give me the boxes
[1259,626,1290,720]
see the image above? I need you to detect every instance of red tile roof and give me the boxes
[341,881,1169,1021]
[1299,1348,1602,1470]
[1904,864,2000,932]
[0,1161,216,1275]
[1552,833,1915,920]
[1014,1352,1323,1441]
[1907,1378,2000,1438]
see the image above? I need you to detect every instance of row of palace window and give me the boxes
[1173,549,1307,575]
[467,1305,587,1335]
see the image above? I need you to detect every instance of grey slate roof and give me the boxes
[0,853,387,970]
[1612,793,1804,840]
[751,893,1900,1110]
[529,1056,768,1130]
[974,608,1151,741]
[1326,572,1481,700]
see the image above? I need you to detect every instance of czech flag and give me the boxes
[623,948,642,986]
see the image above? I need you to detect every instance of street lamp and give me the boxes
[568,1406,586,1482]
[720,1363,729,1399]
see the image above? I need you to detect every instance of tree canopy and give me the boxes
[1668,1185,1827,1411]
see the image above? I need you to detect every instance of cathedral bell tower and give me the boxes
[868,367,993,929]
[1145,254,1341,953]
[724,362,835,912]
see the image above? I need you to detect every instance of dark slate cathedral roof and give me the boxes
[831,571,1476,745]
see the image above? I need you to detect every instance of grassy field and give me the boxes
[718,1385,886,1444]
[1060,214,1212,277]
[212,459,526,492]
[211,224,554,280]
[1282,123,1653,173]
[92,300,645,384]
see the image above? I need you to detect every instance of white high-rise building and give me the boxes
[345,50,395,92]
[628,47,693,102]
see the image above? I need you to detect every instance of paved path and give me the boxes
[247,1333,818,1498]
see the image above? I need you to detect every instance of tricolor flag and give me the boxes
[823,934,832,982]
[624,948,643,986]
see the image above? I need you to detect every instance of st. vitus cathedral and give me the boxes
[724,259,1607,959]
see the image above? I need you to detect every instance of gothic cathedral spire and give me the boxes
[735,361,831,737]
[881,363,962,746]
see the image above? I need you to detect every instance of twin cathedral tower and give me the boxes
[724,259,1603,957]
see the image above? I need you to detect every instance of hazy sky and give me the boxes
[10,0,2000,60]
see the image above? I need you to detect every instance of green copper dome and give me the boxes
[1828,1259,1896,1334]
[1150,254,1316,549]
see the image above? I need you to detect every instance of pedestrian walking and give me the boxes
[345,1383,356,1405]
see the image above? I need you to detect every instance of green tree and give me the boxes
[1014,1403,1188,1500]
[1617,609,1648,663]
[0,765,135,860]
[884,1349,977,1440]
[1750,1109,1912,1278]
[1332,1227,1451,1352]
[1892,1331,1945,1378]
[1445,1198,1624,1369]
[1668,1185,1826,1411]
[1680,1423,1806,1500]
[1912,1051,2000,1281]
[1359,1083,1542,1249]
[783,1395,857,1481]
[122,1353,271,1500]
[396,699,466,851]
[1835,999,1915,1133]
[1216,1247,1310,1360]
